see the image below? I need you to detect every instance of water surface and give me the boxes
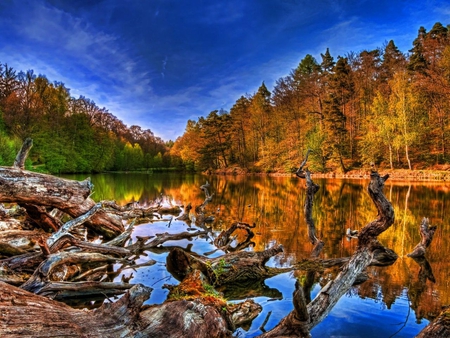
[65,172,450,337]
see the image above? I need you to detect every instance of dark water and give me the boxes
[64,172,450,337]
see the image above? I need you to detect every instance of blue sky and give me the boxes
[0,1,448,141]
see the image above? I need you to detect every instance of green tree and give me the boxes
[389,71,423,169]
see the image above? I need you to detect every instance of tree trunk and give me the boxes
[405,143,412,170]
[261,170,396,336]
[389,143,394,170]
[0,167,124,238]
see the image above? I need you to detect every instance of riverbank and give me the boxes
[211,167,450,182]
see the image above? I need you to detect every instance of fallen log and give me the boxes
[20,251,121,294]
[166,245,287,287]
[0,166,124,238]
[37,281,134,300]
[0,270,263,337]
[162,269,262,335]
[416,307,450,338]
[261,170,396,337]
[0,281,152,337]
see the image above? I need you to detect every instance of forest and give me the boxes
[0,22,449,175]
[0,67,170,174]
[171,22,450,174]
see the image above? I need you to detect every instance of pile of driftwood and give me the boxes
[0,140,447,337]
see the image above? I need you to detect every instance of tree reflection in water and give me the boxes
[64,172,450,337]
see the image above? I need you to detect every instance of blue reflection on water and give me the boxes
[235,272,429,338]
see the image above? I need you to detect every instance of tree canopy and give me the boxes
[0,66,168,173]
[171,22,450,173]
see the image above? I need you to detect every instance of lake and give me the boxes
[64,172,450,337]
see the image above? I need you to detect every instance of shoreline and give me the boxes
[210,168,450,182]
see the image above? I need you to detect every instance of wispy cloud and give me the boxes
[0,0,448,140]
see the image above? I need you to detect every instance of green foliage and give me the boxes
[0,133,20,166]
[0,65,169,174]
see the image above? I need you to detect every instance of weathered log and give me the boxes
[126,230,207,254]
[416,307,450,338]
[46,202,103,247]
[1,251,44,272]
[262,170,396,336]
[0,241,26,256]
[306,171,395,327]
[0,281,152,337]
[49,233,131,257]
[21,251,120,294]
[407,217,437,258]
[104,200,181,220]
[163,269,261,335]
[167,245,287,286]
[37,281,134,300]
[21,204,61,232]
[13,137,33,169]
[0,167,124,238]
[0,229,46,250]
[105,222,134,247]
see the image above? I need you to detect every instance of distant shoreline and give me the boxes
[210,168,450,182]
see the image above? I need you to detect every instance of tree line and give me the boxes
[0,66,172,173]
[171,22,450,173]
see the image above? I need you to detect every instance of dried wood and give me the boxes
[13,137,33,169]
[0,167,124,238]
[407,217,437,258]
[46,202,103,247]
[167,245,287,286]
[0,281,152,337]
[21,204,61,232]
[21,251,120,294]
[262,170,396,337]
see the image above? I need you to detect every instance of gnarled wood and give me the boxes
[20,251,120,294]
[0,281,152,337]
[407,217,437,258]
[0,167,124,238]
[167,245,286,286]
[262,170,396,337]
[13,137,33,169]
[416,307,450,338]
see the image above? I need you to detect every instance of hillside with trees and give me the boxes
[171,22,450,174]
[0,66,170,174]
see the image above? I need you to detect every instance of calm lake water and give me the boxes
[64,172,450,337]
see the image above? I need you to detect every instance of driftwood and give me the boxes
[166,245,288,286]
[416,307,450,338]
[20,251,121,293]
[0,281,153,337]
[104,200,181,221]
[0,270,263,338]
[0,167,123,238]
[407,217,437,258]
[260,169,396,337]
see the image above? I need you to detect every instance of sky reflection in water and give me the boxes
[64,172,449,337]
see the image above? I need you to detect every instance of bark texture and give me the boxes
[0,167,124,238]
